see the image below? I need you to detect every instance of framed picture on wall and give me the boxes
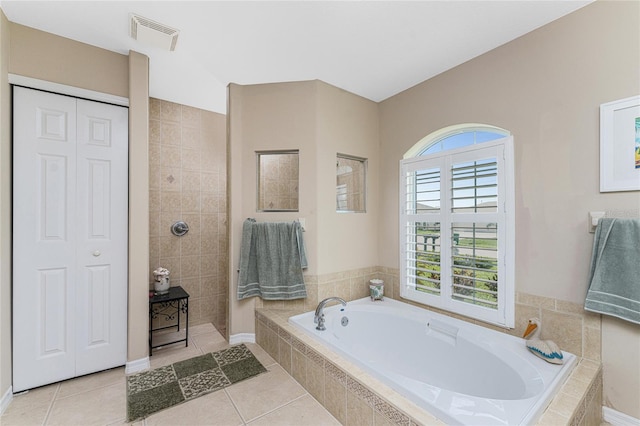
[600,95,640,192]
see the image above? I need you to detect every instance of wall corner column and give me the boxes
[227,83,257,338]
[127,50,150,362]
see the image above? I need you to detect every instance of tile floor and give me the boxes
[0,323,340,426]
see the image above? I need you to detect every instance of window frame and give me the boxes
[399,136,515,328]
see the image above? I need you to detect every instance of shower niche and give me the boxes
[256,150,299,212]
[336,153,366,213]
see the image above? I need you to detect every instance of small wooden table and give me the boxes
[148,286,189,355]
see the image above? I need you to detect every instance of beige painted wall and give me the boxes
[228,81,318,336]
[1,23,150,398]
[128,50,150,363]
[0,9,12,400]
[9,23,128,98]
[378,1,640,419]
[316,81,379,273]
[228,80,379,336]
[228,83,251,336]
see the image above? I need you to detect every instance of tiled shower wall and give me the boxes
[148,98,228,336]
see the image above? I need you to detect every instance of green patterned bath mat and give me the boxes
[126,344,266,421]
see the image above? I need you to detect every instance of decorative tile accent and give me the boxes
[373,399,410,425]
[325,361,346,385]
[278,326,292,342]
[266,317,279,332]
[306,348,325,368]
[585,369,601,404]
[347,377,376,406]
[291,336,306,353]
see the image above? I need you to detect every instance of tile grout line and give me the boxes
[41,383,61,426]
[52,368,127,401]
[239,391,313,425]
[222,388,247,425]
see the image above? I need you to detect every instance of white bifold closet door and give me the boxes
[12,86,128,392]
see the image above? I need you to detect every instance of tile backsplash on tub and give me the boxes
[256,266,602,362]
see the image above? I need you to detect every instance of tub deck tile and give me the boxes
[256,307,599,426]
[538,408,571,426]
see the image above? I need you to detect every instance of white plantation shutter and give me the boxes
[400,137,514,327]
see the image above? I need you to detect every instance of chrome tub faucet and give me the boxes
[314,297,347,331]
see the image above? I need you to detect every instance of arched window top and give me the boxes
[403,123,510,159]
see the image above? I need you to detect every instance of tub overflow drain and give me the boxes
[341,316,349,327]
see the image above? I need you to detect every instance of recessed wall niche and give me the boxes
[337,153,366,212]
[257,150,299,212]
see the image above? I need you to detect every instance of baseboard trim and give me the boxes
[603,407,640,426]
[229,333,255,344]
[125,357,150,374]
[0,386,12,415]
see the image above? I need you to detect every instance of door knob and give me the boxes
[92,251,101,257]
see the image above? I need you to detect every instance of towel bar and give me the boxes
[589,209,640,233]
[589,212,605,233]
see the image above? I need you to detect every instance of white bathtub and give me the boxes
[289,297,577,425]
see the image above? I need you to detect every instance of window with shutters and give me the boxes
[400,125,515,327]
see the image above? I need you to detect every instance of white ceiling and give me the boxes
[0,1,592,114]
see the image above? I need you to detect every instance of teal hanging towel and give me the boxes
[585,218,640,324]
[237,219,307,300]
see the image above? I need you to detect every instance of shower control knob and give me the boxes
[92,251,101,257]
[171,221,189,236]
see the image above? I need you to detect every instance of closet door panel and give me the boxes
[75,99,128,375]
[13,87,78,392]
[38,267,69,354]
[13,88,128,390]
[85,264,111,345]
[39,154,69,240]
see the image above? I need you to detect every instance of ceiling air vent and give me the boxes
[130,14,179,51]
